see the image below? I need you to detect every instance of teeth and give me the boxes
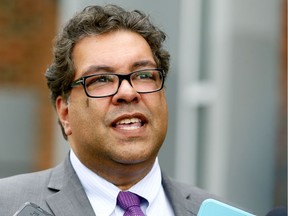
[121,125,140,130]
[116,118,141,125]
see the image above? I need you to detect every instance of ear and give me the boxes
[56,96,72,136]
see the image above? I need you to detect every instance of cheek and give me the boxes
[156,92,168,114]
[152,94,168,147]
[147,93,168,127]
[69,99,105,132]
[159,101,168,131]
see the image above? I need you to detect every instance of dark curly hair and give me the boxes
[45,4,170,139]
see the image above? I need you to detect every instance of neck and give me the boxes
[108,162,155,190]
[79,154,156,191]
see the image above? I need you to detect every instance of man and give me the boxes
[0,5,216,215]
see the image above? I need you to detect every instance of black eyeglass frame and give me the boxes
[70,68,165,98]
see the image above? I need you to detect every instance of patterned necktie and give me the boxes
[117,191,145,216]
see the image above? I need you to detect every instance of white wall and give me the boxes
[176,0,281,215]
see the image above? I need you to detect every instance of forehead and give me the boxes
[72,31,156,77]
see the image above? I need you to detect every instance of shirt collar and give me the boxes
[70,150,162,215]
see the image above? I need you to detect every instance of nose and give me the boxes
[111,79,141,104]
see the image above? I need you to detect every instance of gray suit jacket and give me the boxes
[0,156,216,216]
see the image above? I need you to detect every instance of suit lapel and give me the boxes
[43,156,207,216]
[45,156,95,216]
[162,172,197,216]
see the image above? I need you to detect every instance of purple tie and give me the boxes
[117,191,145,216]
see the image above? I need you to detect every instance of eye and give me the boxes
[96,75,113,82]
[135,71,154,80]
[86,75,115,87]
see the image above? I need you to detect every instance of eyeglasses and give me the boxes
[70,68,165,98]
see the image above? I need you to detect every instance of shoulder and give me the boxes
[0,156,70,192]
[0,169,53,215]
[0,169,52,188]
[166,177,217,199]
[162,173,220,215]
[162,173,217,199]
[0,168,54,198]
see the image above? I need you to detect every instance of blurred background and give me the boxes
[0,0,286,215]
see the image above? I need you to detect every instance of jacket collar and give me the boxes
[45,155,198,216]
[162,172,197,216]
[45,156,95,216]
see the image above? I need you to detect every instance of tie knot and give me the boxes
[117,191,141,209]
[117,191,145,216]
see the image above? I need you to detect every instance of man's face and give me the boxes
[57,30,168,169]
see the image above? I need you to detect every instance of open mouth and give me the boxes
[112,117,146,131]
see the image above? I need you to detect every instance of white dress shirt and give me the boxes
[70,150,174,216]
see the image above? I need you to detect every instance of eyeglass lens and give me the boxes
[84,69,163,97]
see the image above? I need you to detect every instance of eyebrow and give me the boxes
[81,60,157,77]
[131,60,157,70]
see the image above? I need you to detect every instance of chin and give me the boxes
[114,153,155,166]
[116,157,147,165]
